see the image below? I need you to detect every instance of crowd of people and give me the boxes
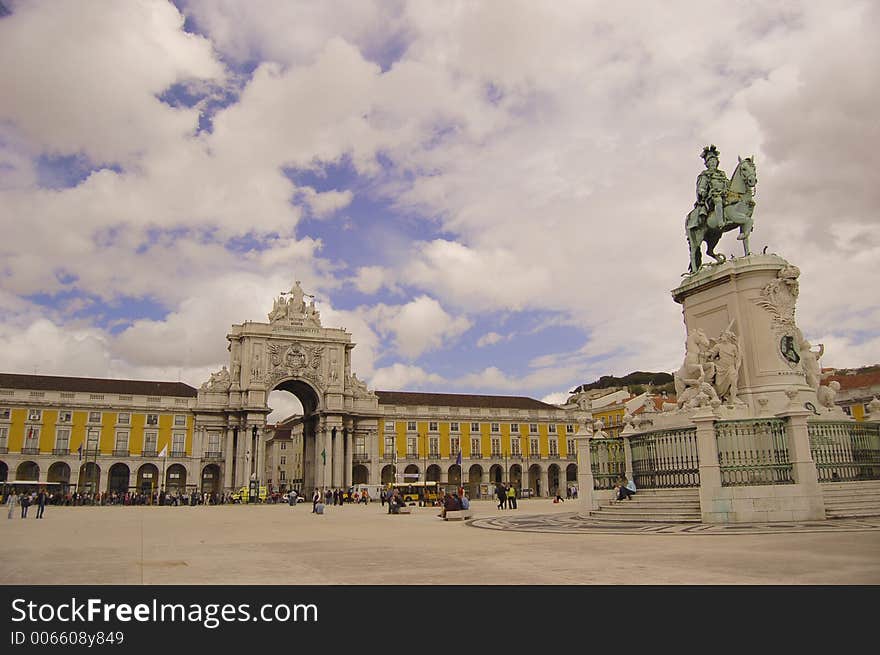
[309,487,371,513]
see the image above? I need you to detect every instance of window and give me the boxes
[280,456,287,465]
[384,436,395,456]
[864,404,872,415]
[470,422,480,432]
[407,437,417,456]
[88,411,102,424]
[55,428,71,451]
[568,439,576,455]
[385,421,396,432]
[146,414,159,426]
[450,422,459,432]
[115,431,129,451]
[117,412,130,425]
[510,423,519,433]
[25,427,40,449]
[279,470,286,481]
[491,423,500,433]
[208,433,221,453]
[529,423,538,434]
[429,437,439,456]
[28,408,42,421]
[354,437,366,455]
[529,438,539,456]
[491,438,501,456]
[144,431,158,453]
[172,432,186,454]
[86,429,100,450]
[58,410,72,423]
[549,439,558,456]
[566,424,575,433]
[0,408,9,420]
[843,406,852,416]
[429,421,438,432]
[470,437,481,456]
[511,438,521,455]
[0,426,7,449]
[407,421,416,431]
[280,442,287,450]
[450,437,460,456]
[174,415,186,427]
[548,424,556,434]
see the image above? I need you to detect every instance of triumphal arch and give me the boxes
[193,281,379,493]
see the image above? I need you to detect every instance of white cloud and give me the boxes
[476,332,505,347]
[365,296,472,360]
[369,363,445,391]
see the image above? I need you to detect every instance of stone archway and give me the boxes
[201,464,221,494]
[566,463,578,495]
[380,464,395,485]
[0,461,8,482]
[447,464,461,489]
[489,464,503,485]
[137,463,159,494]
[426,464,442,482]
[509,464,523,490]
[48,462,71,491]
[528,464,542,496]
[16,460,39,481]
[468,464,483,498]
[79,462,100,493]
[548,464,561,496]
[404,464,420,482]
[108,463,130,494]
[193,282,381,495]
[165,463,187,493]
[352,464,369,484]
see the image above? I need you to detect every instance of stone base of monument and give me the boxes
[572,253,878,524]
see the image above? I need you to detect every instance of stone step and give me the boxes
[593,506,700,517]
[588,511,701,523]
[822,490,880,499]
[820,481,880,492]
[822,497,880,507]
[608,501,701,510]
[629,488,700,496]
[826,508,880,519]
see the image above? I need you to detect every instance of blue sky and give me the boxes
[0,1,878,416]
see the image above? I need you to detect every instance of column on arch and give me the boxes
[223,427,234,490]
[344,424,353,488]
[332,425,344,487]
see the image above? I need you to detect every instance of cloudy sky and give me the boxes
[1,0,878,420]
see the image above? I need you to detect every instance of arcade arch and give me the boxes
[79,462,99,493]
[202,464,221,494]
[48,462,70,488]
[16,460,39,481]
[0,461,7,482]
[165,463,187,493]
[108,463,130,494]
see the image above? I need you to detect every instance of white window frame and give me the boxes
[470,422,480,432]
[208,433,221,452]
[407,421,417,431]
[429,436,439,456]
[280,442,287,450]
[511,438,521,456]
[58,410,72,423]
[88,411,102,424]
[491,437,501,456]
[0,426,8,448]
[548,424,557,434]
[491,423,500,433]
[25,426,41,448]
[429,421,438,432]
[117,412,130,426]
[28,408,42,422]
[144,431,158,452]
[384,436,395,455]
[55,427,71,451]
[510,423,519,433]
[568,439,576,455]
[450,422,459,432]
[115,430,129,451]
[529,423,538,434]
[280,456,287,465]
[172,432,185,454]
[385,421,396,432]
[0,408,10,420]
[470,437,481,456]
[549,438,558,456]
[146,413,159,426]
[450,437,460,455]
[529,438,539,455]
[406,436,417,456]
[174,414,186,427]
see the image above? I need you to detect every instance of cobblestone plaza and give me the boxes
[3,500,878,585]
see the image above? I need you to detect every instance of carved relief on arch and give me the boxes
[264,341,325,391]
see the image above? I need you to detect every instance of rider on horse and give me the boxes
[688,144,729,233]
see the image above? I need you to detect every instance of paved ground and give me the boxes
[3,499,879,584]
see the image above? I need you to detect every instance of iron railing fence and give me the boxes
[590,438,625,490]
[630,427,700,488]
[809,421,880,482]
[715,418,793,486]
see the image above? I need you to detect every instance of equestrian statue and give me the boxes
[685,144,757,274]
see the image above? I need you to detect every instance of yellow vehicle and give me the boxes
[232,485,268,503]
[389,481,441,505]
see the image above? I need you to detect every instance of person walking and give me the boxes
[20,491,31,518]
[6,490,19,519]
[495,483,506,510]
[36,488,47,519]
[312,488,320,513]
[507,484,517,510]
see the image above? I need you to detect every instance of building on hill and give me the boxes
[1,373,580,498]
[824,367,880,421]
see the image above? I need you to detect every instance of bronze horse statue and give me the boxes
[686,156,757,273]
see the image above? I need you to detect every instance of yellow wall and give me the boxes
[8,408,26,450]
[40,409,57,452]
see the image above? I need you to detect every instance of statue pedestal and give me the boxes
[672,253,815,416]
